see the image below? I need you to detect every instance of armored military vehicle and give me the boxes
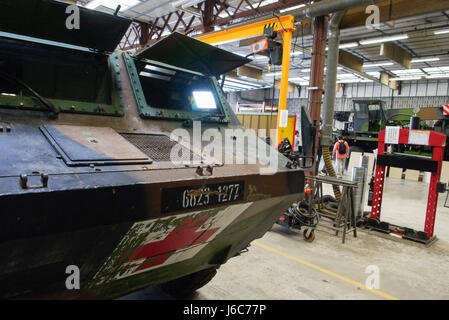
[0,0,305,299]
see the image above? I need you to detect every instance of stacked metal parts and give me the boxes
[351,155,369,220]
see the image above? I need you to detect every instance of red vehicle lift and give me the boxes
[366,128,447,244]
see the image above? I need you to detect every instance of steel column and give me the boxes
[322,11,346,147]
[307,16,327,170]
[139,22,150,46]
[202,0,215,33]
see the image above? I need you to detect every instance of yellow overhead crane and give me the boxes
[196,15,295,145]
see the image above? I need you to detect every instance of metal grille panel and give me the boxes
[121,133,200,162]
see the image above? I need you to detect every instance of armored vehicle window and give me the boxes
[123,51,231,123]
[0,37,110,104]
[0,36,123,116]
[136,61,221,115]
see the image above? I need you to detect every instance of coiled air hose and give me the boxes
[287,203,320,228]
[322,146,341,202]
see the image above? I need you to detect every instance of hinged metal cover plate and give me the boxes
[0,0,131,52]
[135,32,251,76]
[41,125,152,166]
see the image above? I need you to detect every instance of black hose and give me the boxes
[288,204,320,228]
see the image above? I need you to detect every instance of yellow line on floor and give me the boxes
[252,241,399,300]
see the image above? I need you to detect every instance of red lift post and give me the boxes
[368,128,447,244]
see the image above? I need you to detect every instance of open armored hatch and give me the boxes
[124,32,251,122]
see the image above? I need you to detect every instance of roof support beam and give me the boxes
[307,15,328,176]
[308,16,328,131]
[202,0,214,33]
[380,42,412,69]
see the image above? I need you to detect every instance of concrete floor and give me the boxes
[122,176,449,300]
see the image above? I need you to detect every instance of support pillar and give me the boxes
[202,0,214,33]
[307,16,328,173]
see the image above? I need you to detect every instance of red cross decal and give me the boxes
[127,215,220,272]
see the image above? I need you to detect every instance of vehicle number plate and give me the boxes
[161,181,245,213]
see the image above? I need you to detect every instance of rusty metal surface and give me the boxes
[307,16,328,176]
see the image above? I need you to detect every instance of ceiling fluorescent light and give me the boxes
[363,62,394,68]
[339,42,359,49]
[337,79,362,83]
[223,81,253,89]
[359,34,408,45]
[279,4,306,13]
[389,77,422,81]
[411,57,440,63]
[226,78,263,87]
[260,0,278,7]
[301,67,342,72]
[264,72,282,77]
[423,66,449,73]
[392,68,424,75]
[426,74,449,79]
[434,29,449,35]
